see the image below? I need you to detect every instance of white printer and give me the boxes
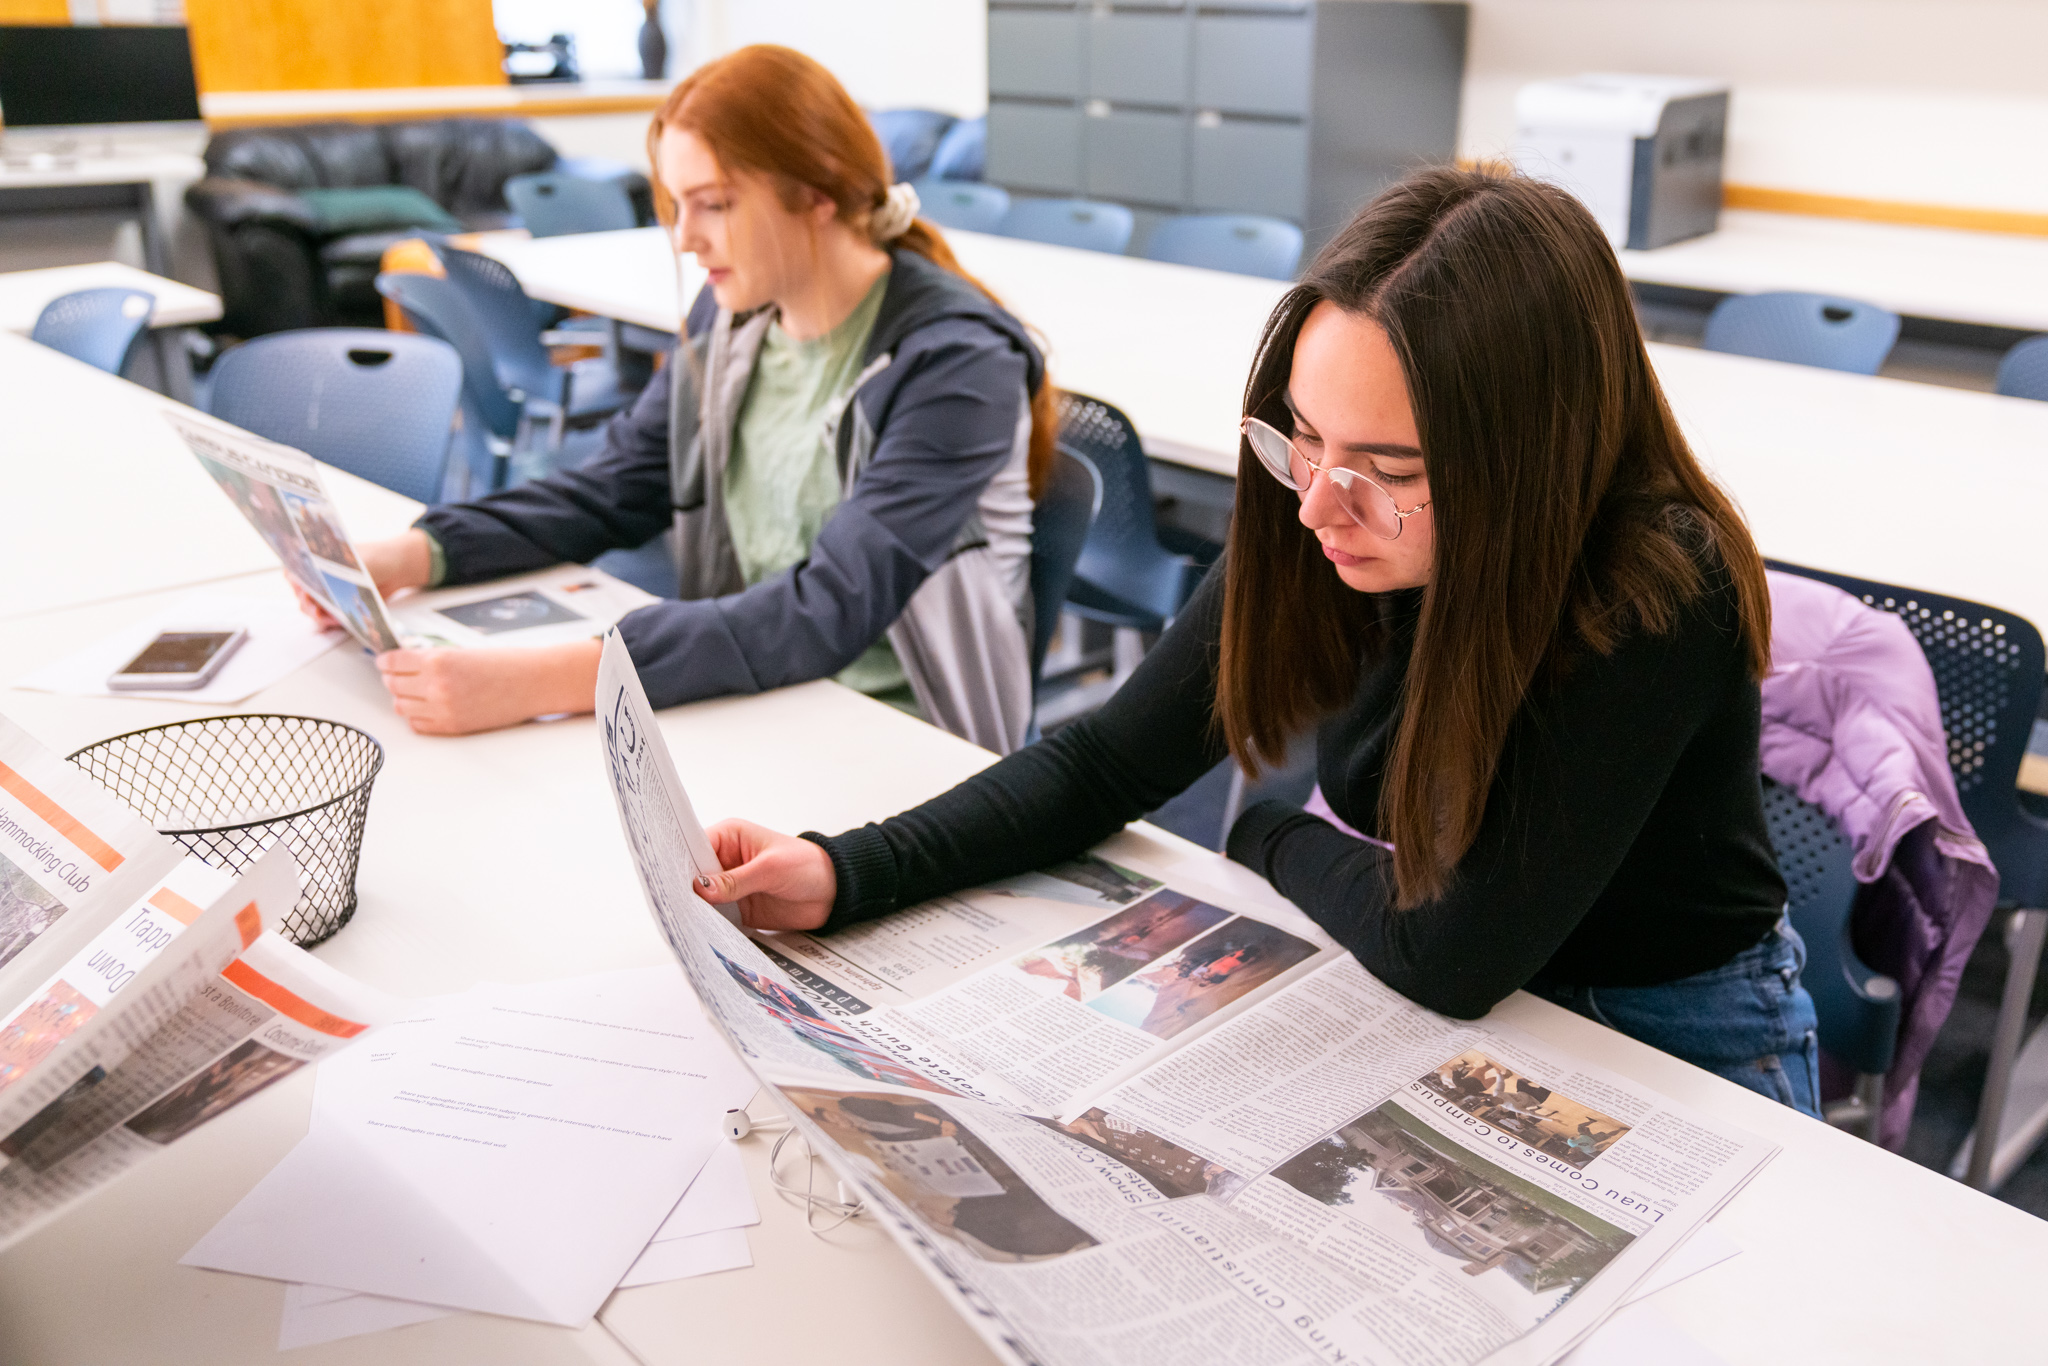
[1511,75,1730,250]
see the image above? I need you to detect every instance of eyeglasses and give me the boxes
[1240,415,1429,541]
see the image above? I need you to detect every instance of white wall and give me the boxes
[1460,0,2048,213]
[682,0,988,117]
[602,0,2048,214]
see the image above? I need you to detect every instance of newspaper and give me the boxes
[0,929,395,1250]
[0,712,393,1252]
[163,411,658,654]
[594,635,1778,1366]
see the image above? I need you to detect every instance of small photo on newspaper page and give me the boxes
[711,947,963,1096]
[780,1085,1101,1263]
[165,413,401,653]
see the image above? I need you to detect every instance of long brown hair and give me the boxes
[647,44,1056,496]
[1218,165,1770,907]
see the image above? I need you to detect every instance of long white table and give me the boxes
[473,226,2048,631]
[1617,209,2048,335]
[0,261,222,334]
[6,578,2048,1365]
[0,332,421,622]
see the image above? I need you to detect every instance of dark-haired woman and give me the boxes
[701,166,1821,1118]
[316,45,1052,744]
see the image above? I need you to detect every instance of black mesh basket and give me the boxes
[66,715,383,947]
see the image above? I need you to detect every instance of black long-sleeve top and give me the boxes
[811,564,1787,1019]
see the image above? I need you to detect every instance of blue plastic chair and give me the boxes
[1769,560,2048,1187]
[1702,291,1901,375]
[1142,214,1303,281]
[999,199,1135,255]
[31,286,155,376]
[435,247,633,450]
[1760,778,1899,1139]
[1029,447,1101,699]
[913,179,1010,234]
[927,115,986,181]
[376,272,527,491]
[866,109,956,183]
[206,329,462,505]
[1995,334,2048,401]
[1056,393,1197,685]
[504,172,638,238]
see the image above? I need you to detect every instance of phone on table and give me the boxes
[107,628,249,691]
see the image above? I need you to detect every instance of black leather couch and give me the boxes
[187,119,566,337]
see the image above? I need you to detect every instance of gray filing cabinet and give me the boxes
[986,1,1469,256]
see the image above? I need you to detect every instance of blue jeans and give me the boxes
[1526,921,1822,1120]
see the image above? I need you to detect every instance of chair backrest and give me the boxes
[1057,392,1188,625]
[912,179,1011,234]
[1028,447,1101,691]
[1995,334,2048,402]
[998,198,1135,255]
[503,171,638,237]
[376,271,523,441]
[1142,214,1303,281]
[436,246,558,398]
[866,109,956,183]
[30,287,155,376]
[206,328,462,504]
[1761,778,1901,1076]
[1769,560,2048,908]
[1702,291,1901,375]
[927,116,986,181]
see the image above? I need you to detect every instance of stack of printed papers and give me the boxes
[181,966,759,1348]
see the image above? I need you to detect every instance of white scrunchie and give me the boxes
[870,181,921,242]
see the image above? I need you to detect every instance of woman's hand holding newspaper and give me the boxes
[702,819,837,931]
[291,532,434,634]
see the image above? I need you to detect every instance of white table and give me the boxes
[0,260,222,334]
[473,226,2048,630]
[1,260,224,404]
[0,332,422,622]
[1618,210,2048,336]
[3,569,2046,1365]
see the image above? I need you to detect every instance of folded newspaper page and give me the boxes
[165,411,403,653]
[0,928,395,1250]
[594,636,1778,1366]
[163,412,659,655]
[0,711,392,1252]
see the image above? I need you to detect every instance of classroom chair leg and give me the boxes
[1957,907,2048,1190]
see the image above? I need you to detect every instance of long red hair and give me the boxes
[648,45,1056,496]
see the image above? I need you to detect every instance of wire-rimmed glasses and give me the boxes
[1240,415,1429,541]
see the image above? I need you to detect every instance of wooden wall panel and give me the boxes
[184,0,505,93]
[0,2,74,22]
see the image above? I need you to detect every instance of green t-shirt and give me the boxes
[727,271,914,707]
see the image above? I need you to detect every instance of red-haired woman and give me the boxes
[699,166,1824,1117]
[342,46,1054,745]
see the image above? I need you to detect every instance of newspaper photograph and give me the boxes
[165,411,658,656]
[0,929,393,1250]
[592,636,1780,1366]
[166,412,402,653]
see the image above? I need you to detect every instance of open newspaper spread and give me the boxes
[163,410,658,654]
[0,713,393,1251]
[595,636,1778,1366]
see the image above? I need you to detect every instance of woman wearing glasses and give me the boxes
[702,165,1823,1117]
[329,46,1051,745]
